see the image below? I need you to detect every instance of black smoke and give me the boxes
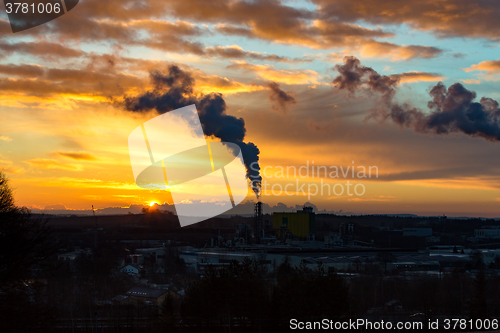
[332,56,399,108]
[333,56,500,141]
[124,65,261,195]
[267,82,296,114]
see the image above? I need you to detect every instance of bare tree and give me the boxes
[0,171,59,331]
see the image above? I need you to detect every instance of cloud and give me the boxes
[25,158,80,171]
[356,40,443,60]
[461,79,481,85]
[0,165,25,174]
[348,196,397,202]
[0,56,269,110]
[0,0,444,63]
[0,154,24,174]
[0,135,12,141]
[55,151,97,161]
[44,203,67,210]
[312,0,500,41]
[227,60,319,85]
[464,59,500,75]
[390,71,445,83]
[267,82,297,114]
[0,41,85,59]
[0,64,45,77]
[204,45,311,63]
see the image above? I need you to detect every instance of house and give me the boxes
[120,264,143,276]
[111,295,132,305]
[124,286,168,306]
[58,248,92,261]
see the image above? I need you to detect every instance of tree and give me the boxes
[181,259,270,328]
[0,171,15,213]
[0,171,59,331]
[470,265,487,319]
[272,263,349,323]
[161,292,177,330]
[377,251,396,272]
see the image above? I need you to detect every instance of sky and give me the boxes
[1,0,500,217]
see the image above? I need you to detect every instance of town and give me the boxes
[28,202,500,331]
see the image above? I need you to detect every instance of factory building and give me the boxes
[475,226,500,239]
[273,206,315,239]
[403,228,432,237]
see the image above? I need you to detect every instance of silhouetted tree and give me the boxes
[272,261,349,326]
[470,265,487,319]
[377,252,396,272]
[161,292,177,330]
[181,258,270,328]
[0,171,59,331]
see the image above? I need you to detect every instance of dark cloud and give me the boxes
[0,64,142,97]
[163,0,441,58]
[313,0,500,41]
[333,56,500,142]
[267,82,296,114]
[123,65,262,195]
[204,45,311,63]
[0,64,44,77]
[0,41,85,59]
[0,0,443,61]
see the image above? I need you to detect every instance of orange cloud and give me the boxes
[204,45,311,63]
[464,60,500,74]
[356,40,442,60]
[24,158,80,171]
[0,135,12,141]
[312,0,500,41]
[390,71,445,83]
[55,151,97,161]
[0,41,85,59]
[227,60,319,85]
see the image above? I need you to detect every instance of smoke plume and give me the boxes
[267,82,296,114]
[333,56,500,141]
[124,65,262,195]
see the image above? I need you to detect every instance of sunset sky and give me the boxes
[1,0,500,217]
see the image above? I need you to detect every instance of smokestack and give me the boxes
[254,201,263,242]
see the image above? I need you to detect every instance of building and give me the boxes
[179,251,260,273]
[387,261,440,272]
[136,247,166,265]
[124,286,168,306]
[273,207,315,239]
[57,248,92,261]
[120,264,143,276]
[129,254,144,265]
[403,228,432,237]
[475,226,500,239]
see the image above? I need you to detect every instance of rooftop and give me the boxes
[125,286,167,299]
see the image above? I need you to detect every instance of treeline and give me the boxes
[156,258,347,331]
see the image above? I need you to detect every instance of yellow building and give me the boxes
[273,208,315,239]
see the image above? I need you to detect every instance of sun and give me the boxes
[149,201,158,207]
